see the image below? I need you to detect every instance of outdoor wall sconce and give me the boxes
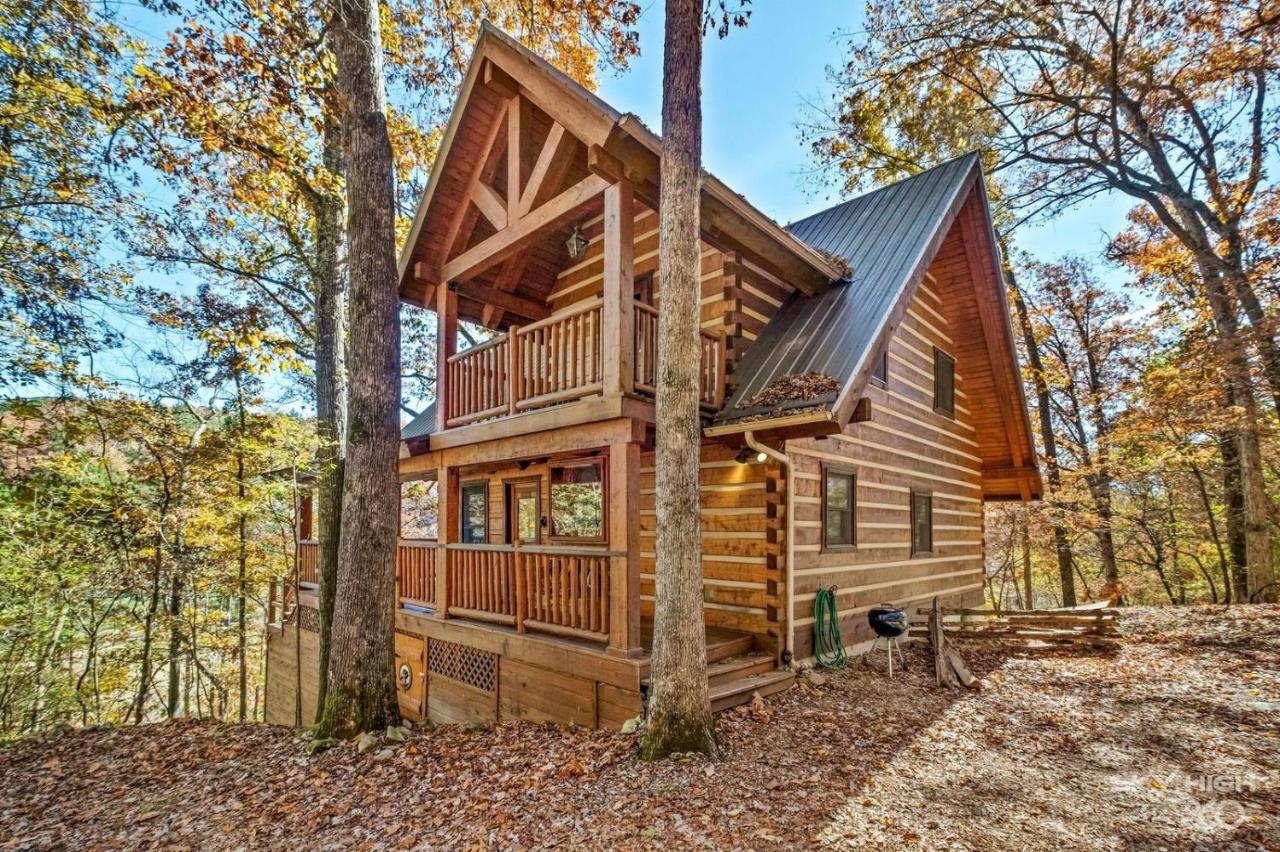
[565,223,588,260]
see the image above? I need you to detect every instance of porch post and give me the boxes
[601,180,635,397]
[435,279,457,433]
[606,439,642,657]
[434,465,458,619]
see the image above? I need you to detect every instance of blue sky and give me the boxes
[596,1,1133,273]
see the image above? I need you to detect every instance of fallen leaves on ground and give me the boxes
[1,606,1276,850]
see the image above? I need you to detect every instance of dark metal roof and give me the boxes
[717,153,981,422]
[401,401,437,442]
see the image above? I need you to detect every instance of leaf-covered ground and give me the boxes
[2,606,1277,850]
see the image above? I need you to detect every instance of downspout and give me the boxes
[744,431,794,667]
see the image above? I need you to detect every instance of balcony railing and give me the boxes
[442,543,619,643]
[396,540,437,609]
[298,540,318,585]
[441,297,726,428]
[633,302,726,410]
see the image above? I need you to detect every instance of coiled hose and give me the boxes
[813,586,847,669]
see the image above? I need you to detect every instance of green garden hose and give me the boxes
[813,586,847,669]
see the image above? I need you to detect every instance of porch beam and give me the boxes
[607,440,642,657]
[434,465,459,619]
[443,173,610,283]
[519,122,571,217]
[455,279,549,323]
[440,102,510,272]
[601,180,635,396]
[470,181,507,231]
[435,279,458,433]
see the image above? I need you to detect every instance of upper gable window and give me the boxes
[933,348,955,418]
[871,347,888,388]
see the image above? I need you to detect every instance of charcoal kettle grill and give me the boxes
[865,603,908,677]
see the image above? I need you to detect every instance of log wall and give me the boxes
[545,205,795,369]
[639,444,783,645]
[787,280,986,661]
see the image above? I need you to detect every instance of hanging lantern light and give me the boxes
[565,222,588,259]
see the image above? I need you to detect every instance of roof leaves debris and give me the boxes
[737,372,841,410]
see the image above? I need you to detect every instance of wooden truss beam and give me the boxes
[444,173,610,283]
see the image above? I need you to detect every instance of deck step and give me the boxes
[643,653,777,689]
[707,653,777,687]
[704,633,756,665]
[709,669,795,713]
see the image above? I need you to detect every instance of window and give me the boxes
[400,479,437,540]
[460,482,487,544]
[822,466,856,549]
[934,348,955,417]
[871,347,888,388]
[550,460,604,540]
[911,490,933,555]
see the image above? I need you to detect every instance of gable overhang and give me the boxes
[395,23,840,303]
[820,166,1041,502]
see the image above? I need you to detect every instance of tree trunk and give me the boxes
[1006,263,1075,606]
[1200,265,1275,602]
[236,374,249,723]
[314,110,347,721]
[1220,428,1249,603]
[315,0,401,738]
[166,568,182,718]
[1092,478,1122,604]
[1187,458,1232,604]
[1226,266,1280,417]
[1021,511,1033,610]
[132,551,162,723]
[640,0,716,762]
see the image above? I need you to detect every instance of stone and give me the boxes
[807,672,827,687]
[463,721,490,733]
[620,716,643,735]
[356,732,379,754]
[385,725,407,743]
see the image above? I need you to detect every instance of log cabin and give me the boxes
[264,24,1042,730]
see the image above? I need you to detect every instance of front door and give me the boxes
[509,480,541,544]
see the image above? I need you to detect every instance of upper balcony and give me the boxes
[442,296,725,431]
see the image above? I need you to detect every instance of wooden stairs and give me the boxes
[640,628,794,714]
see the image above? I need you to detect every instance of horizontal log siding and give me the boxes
[787,282,984,661]
[547,206,792,370]
[639,444,782,640]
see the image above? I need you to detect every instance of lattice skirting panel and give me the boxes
[428,639,497,693]
[297,605,321,633]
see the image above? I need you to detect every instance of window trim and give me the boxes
[933,346,955,418]
[459,480,489,544]
[870,347,888,389]
[548,458,607,543]
[821,463,857,552]
[910,489,934,556]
